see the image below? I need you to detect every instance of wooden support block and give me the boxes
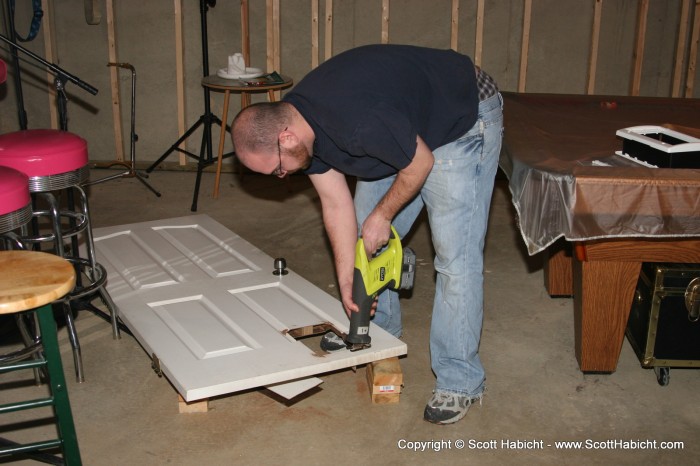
[178,394,209,414]
[365,357,402,404]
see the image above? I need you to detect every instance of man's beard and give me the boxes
[288,143,312,172]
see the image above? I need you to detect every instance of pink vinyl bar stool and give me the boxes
[0,129,120,382]
[0,166,31,238]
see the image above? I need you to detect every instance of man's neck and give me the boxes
[290,106,316,156]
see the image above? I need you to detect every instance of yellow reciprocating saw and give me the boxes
[345,226,416,351]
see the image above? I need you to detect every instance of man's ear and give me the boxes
[279,128,299,149]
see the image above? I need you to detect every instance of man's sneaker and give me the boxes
[320,331,346,352]
[423,390,476,425]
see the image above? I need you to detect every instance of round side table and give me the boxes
[201,74,293,198]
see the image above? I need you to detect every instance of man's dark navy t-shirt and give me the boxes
[282,44,479,180]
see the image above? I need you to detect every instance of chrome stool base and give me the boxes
[23,180,121,383]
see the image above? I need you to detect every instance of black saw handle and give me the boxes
[346,268,373,349]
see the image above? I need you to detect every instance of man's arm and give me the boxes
[309,136,434,316]
[309,168,359,316]
[360,135,434,255]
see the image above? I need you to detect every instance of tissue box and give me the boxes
[616,125,700,168]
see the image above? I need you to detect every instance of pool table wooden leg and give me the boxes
[572,257,641,372]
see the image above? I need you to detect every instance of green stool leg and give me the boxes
[36,304,82,466]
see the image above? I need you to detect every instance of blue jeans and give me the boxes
[354,92,503,397]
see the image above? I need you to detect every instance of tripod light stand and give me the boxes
[145,0,234,211]
[86,62,161,197]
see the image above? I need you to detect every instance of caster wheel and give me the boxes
[654,366,670,386]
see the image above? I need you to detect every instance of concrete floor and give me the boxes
[2,167,699,465]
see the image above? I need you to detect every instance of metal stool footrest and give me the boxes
[0,438,63,457]
[0,342,42,366]
[62,257,108,301]
[21,208,88,245]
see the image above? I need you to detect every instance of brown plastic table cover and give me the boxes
[500,92,700,255]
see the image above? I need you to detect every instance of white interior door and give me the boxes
[93,215,407,401]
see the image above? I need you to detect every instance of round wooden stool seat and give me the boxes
[0,251,76,315]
